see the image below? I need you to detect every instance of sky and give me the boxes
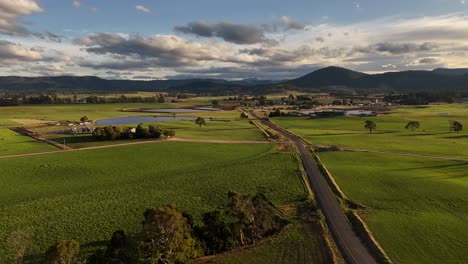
[1,0,468,80]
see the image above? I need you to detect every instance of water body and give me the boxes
[96,116,195,125]
[141,107,220,113]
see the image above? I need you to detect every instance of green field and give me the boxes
[0,142,310,261]
[273,104,468,158]
[0,101,239,127]
[216,220,331,264]
[319,151,468,264]
[0,128,57,156]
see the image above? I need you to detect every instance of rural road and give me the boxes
[250,111,377,264]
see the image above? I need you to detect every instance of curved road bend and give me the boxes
[250,112,377,264]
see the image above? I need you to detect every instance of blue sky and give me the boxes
[1,0,468,79]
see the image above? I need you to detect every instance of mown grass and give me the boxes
[0,142,307,260]
[0,128,56,156]
[273,104,468,158]
[319,151,468,264]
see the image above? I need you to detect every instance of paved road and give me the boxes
[250,112,377,264]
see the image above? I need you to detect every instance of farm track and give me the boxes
[250,111,377,264]
[0,137,290,159]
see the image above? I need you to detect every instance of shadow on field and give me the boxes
[397,133,441,137]
[388,162,468,173]
[442,134,468,139]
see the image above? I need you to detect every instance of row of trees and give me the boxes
[0,93,176,106]
[364,120,463,134]
[33,192,286,264]
[93,124,175,140]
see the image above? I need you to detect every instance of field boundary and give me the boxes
[313,151,392,264]
[10,127,71,150]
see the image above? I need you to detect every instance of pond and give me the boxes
[96,116,195,125]
[141,107,220,113]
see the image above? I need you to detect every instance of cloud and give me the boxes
[354,42,439,55]
[90,7,98,12]
[0,40,43,65]
[74,33,226,69]
[135,5,151,14]
[175,21,275,45]
[72,1,81,8]
[0,0,43,36]
[278,16,305,31]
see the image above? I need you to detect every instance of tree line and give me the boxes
[93,124,175,141]
[7,192,287,263]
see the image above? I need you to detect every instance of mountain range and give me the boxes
[1,66,468,95]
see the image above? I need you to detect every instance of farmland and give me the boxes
[0,128,57,156]
[273,104,468,158]
[319,151,468,264]
[0,142,315,261]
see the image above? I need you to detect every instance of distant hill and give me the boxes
[1,66,468,94]
[433,68,468,76]
[286,66,468,92]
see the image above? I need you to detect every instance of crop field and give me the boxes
[273,104,468,158]
[319,151,468,264]
[0,128,57,156]
[216,220,331,264]
[0,142,309,260]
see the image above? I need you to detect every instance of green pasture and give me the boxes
[0,142,307,260]
[319,151,468,264]
[273,104,468,158]
[0,128,57,156]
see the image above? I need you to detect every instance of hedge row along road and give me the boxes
[250,111,377,264]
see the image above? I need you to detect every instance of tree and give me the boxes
[450,121,463,133]
[194,117,206,128]
[93,127,106,140]
[163,129,175,138]
[197,211,234,254]
[148,125,162,138]
[135,123,150,138]
[138,206,203,263]
[45,240,81,264]
[7,229,31,264]
[80,116,88,123]
[364,120,376,134]
[405,121,420,132]
[157,94,165,103]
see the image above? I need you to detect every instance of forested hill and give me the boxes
[1,66,468,94]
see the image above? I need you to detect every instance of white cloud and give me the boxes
[0,0,43,36]
[72,1,81,8]
[135,5,151,14]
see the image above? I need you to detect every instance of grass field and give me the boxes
[216,220,331,264]
[319,151,468,264]
[273,104,468,158]
[0,100,239,127]
[0,142,309,261]
[0,128,57,156]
